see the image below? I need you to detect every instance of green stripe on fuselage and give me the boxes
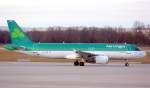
[21,43,140,51]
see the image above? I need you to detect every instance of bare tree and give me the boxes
[0,22,150,46]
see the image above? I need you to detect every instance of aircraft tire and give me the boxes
[125,62,129,67]
[74,60,79,66]
[79,62,84,66]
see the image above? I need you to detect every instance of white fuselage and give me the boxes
[18,50,146,60]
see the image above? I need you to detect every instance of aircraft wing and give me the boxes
[74,50,99,63]
[75,50,98,58]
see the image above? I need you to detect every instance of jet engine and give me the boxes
[94,55,109,64]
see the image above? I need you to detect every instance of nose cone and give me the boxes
[143,51,147,57]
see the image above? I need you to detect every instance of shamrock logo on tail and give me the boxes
[12,28,25,39]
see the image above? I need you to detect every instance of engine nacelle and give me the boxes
[95,56,109,64]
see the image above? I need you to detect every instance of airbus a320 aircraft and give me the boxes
[4,20,146,66]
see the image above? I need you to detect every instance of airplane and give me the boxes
[4,20,146,66]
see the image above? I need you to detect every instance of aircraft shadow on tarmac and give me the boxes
[42,63,132,67]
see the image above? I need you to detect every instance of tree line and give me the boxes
[0,21,150,46]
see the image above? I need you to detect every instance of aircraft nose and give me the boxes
[135,51,146,58]
[140,51,146,57]
[143,51,147,57]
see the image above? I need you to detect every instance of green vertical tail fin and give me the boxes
[7,20,33,45]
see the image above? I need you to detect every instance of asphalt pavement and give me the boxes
[0,62,150,88]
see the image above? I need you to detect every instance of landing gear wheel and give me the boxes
[125,62,129,67]
[79,62,84,66]
[74,60,79,66]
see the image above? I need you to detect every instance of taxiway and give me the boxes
[0,62,150,88]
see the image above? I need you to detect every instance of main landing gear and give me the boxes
[125,59,129,67]
[74,60,85,66]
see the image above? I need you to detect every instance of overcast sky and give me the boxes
[0,0,150,27]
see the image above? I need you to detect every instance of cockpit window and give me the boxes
[135,47,141,51]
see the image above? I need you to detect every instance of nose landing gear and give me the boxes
[125,59,129,67]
